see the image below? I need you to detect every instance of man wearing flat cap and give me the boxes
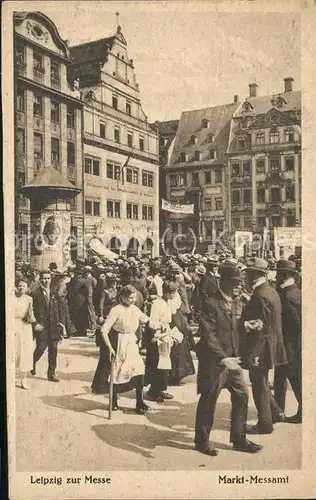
[274,259,302,423]
[195,264,263,456]
[241,257,287,434]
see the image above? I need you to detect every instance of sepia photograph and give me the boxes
[2,0,316,499]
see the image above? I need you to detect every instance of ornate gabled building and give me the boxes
[227,79,301,234]
[164,100,239,253]
[14,11,84,265]
[68,26,159,257]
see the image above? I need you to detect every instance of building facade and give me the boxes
[227,79,301,236]
[14,11,84,262]
[164,101,239,253]
[69,27,159,257]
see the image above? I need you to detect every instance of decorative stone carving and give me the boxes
[26,21,49,43]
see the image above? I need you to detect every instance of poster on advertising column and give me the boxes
[235,231,253,257]
[274,227,302,259]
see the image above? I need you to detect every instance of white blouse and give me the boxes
[149,297,172,331]
[101,304,149,336]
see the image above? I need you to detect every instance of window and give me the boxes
[126,101,131,115]
[286,186,295,201]
[214,170,222,183]
[112,94,118,110]
[51,100,60,123]
[17,89,25,111]
[258,217,266,228]
[271,187,281,202]
[142,171,153,187]
[243,162,251,175]
[51,138,60,165]
[204,171,212,184]
[67,141,75,166]
[126,167,139,184]
[269,131,279,143]
[270,157,280,172]
[179,173,187,186]
[286,215,296,227]
[271,215,281,227]
[67,107,75,128]
[204,199,212,211]
[191,135,198,145]
[202,119,209,129]
[244,217,252,229]
[205,223,213,237]
[210,150,216,160]
[285,156,294,171]
[194,151,201,161]
[232,218,241,230]
[114,127,120,143]
[107,200,121,218]
[100,122,106,139]
[16,171,26,190]
[192,172,199,186]
[238,137,246,149]
[232,190,241,205]
[34,133,43,159]
[85,157,92,174]
[208,134,214,143]
[285,129,294,143]
[243,189,252,204]
[180,152,187,162]
[127,132,133,147]
[92,158,100,176]
[85,199,100,216]
[181,222,189,234]
[139,136,144,151]
[15,44,25,67]
[257,188,265,203]
[170,174,177,187]
[107,162,121,179]
[142,205,154,221]
[256,132,265,145]
[17,128,25,155]
[127,203,138,220]
[232,163,240,176]
[215,198,223,211]
[50,61,60,88]
[256,159,265,173]
[33,52,43,74]
[33,94,42,116]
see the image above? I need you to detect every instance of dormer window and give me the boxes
[191,135,198,145]
[242,100,253,113]
[271,94,287,109]
[202,119,210,129]
[210,150,217,160]
[208,134,214,143]
[194,150,201,161]
[237,137,246,149]
[180,152,187,163]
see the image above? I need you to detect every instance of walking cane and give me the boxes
[108,354,115,420]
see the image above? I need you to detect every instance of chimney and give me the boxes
[284,77,294,93]
[234,95,239,103]
[249,83,258,98]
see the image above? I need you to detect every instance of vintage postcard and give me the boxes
[2,0,316,498]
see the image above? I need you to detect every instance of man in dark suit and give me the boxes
[198,257,219,307]
[195,265,263,456]
[31,270,62,382]
[274,260,302,423]
[241,258,288,434]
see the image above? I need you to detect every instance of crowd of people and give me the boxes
[14,248,302,456]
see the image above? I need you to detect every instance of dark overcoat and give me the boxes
[195,290,240,394]
[199,273,218,304]
[278,283,301,377]
[240,282,287,370]
[31,286,62,341]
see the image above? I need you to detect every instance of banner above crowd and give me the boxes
[161,199,195,214]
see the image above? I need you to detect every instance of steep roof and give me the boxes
[170,102,239,166]
[22,168,81,193]
[234,90,301,118]
[156,120,179,137]
[70,37,115,66]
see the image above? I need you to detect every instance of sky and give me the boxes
[16,1,301,122]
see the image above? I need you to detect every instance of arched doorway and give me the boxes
[142,238,154,257]
[107,236,121,255]
[127,237,139,257]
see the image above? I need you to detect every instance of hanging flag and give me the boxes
[161,199,194,214]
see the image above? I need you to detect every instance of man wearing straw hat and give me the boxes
[241,257,288,435]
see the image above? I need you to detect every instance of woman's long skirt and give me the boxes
[168,309,195,385]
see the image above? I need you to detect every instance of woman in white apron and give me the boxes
[99,285,151,414]
[15,278,36,389]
